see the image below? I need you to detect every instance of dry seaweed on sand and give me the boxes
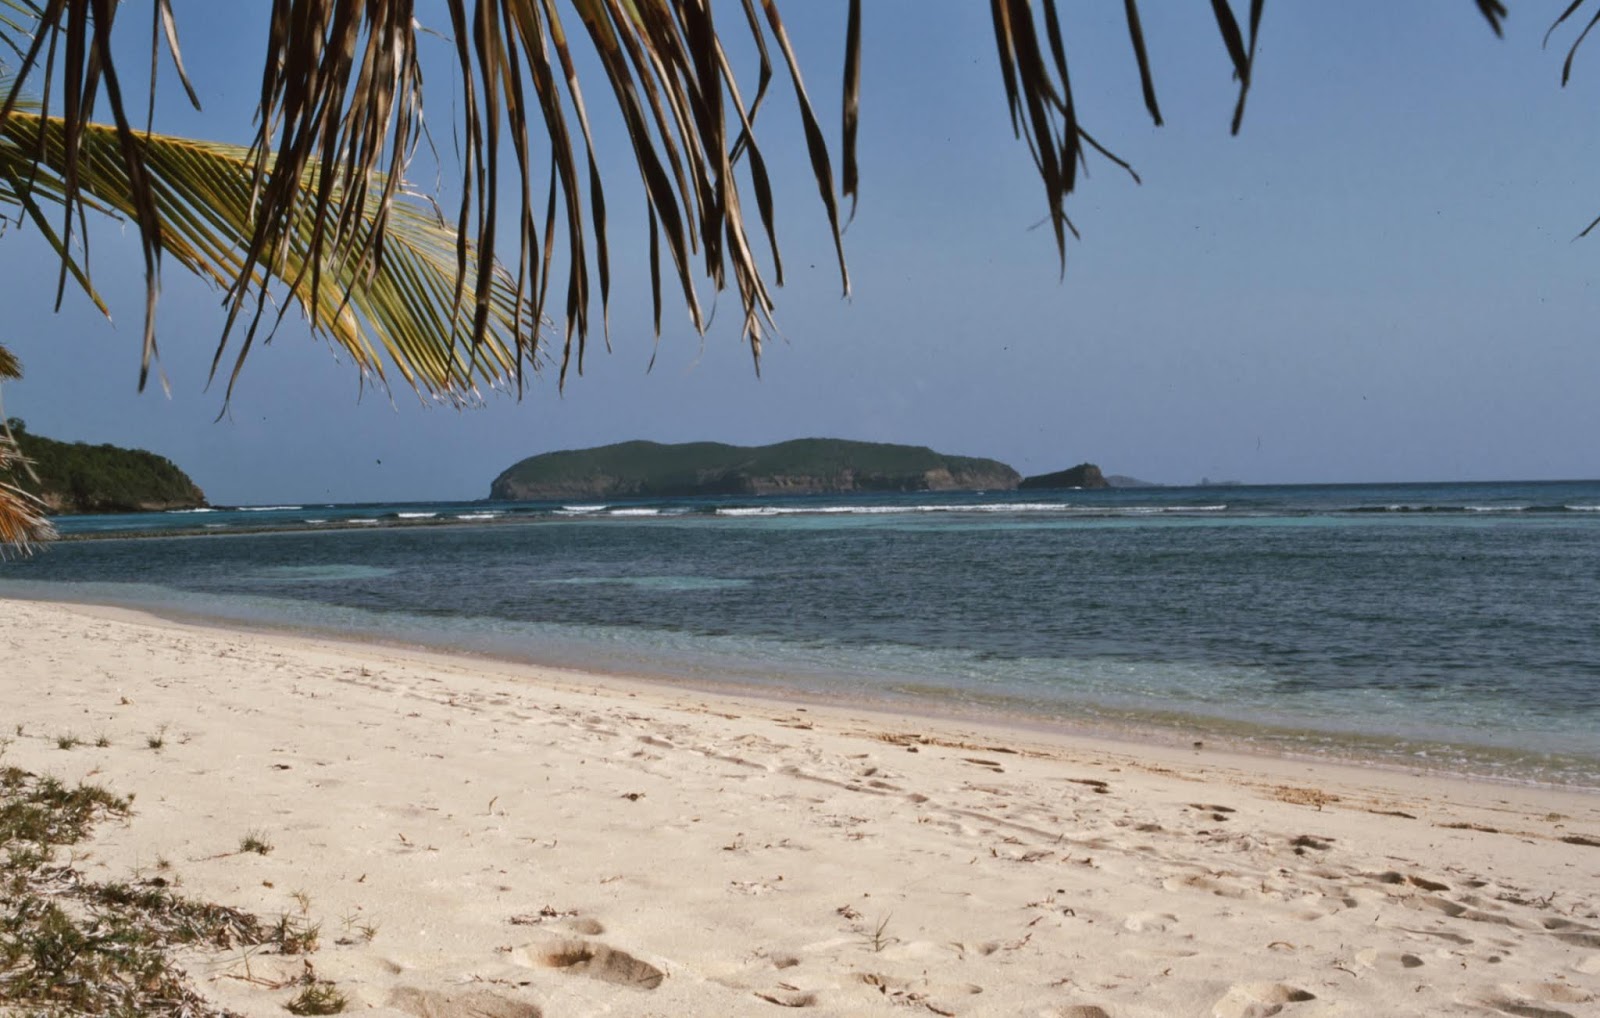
[0,764,276,1017]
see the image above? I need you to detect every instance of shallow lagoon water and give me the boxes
[5,480,1598,786]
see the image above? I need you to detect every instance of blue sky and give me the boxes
[3,2,1599,503]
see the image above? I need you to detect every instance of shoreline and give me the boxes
[4,595,1598,1016]
[73,598,1600,800]
[6,587,1597,794]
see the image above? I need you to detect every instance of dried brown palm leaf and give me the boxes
[0,0,175,388]
[0,427,54,553]
[989,0,1271,271]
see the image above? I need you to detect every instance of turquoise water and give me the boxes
[4,480,1598,786]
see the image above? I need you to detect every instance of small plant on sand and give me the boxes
[240,829,274,856]
[55,733,81,750]
[0,766,272,1016]
[146,724,169,751]
[867,914,894,953]
[285,978,347,1015]
[337,910,380,944]
[94,732,112,748]
[269,912,322,955]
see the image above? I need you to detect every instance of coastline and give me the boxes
[3,595,1597,1016]
[7,583,1596,793]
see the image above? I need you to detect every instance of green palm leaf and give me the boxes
[0,109,533,403]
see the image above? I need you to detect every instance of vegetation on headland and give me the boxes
[1019,463,1110,490]
[4,419,206,514]
[491,439,1024,500]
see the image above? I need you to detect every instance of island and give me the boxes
[490,439,1022,500]
[1018,462,1109,490]
[5,419,207,513]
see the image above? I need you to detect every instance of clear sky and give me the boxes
[3,2,1599,504]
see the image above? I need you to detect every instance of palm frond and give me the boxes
[0,483,54,552]
[3,1,1536,398]
[0,425,54,554]
[1534,1,1600,237]
[2,0,853,386]
[0,110,533,403]
[0,0,43,63]
[988,1,1264,270]
[0,342,19,380]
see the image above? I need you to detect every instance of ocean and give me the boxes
[3,480,1598,787]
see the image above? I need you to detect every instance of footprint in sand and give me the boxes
[389,986,541,1018]
[1461,989,1587,1018]
[1041,1006,1112,1018]
[754,989,819,1007]
[514,937,666,990]
[1354,947,1424,970]
[1388,924,1475,946]
[1497,982,1594,1006]
[1407,895,1533,929]
[1210,982,1314,1018]
[1407,894,1468,918]
[1122,911,1179,933]
[1188,803,1238,822]
[1163,872,1254,900]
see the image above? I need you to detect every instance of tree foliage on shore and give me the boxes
[4,420,205,514]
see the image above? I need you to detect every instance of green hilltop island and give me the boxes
[5,419,207,514]
[490,439,1028,500]
[1018,462,1109,490]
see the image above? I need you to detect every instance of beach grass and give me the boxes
[284,979,348,1014]
[239,828,274,856]
[0,758,338,1016]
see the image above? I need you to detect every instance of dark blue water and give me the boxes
[4,481,1598,785]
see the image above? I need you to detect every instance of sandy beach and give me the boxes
[2,595,1597,1017]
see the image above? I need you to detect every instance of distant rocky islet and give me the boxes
[490,438,1129,500]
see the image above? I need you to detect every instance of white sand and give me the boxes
[2,596,1597,1017]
